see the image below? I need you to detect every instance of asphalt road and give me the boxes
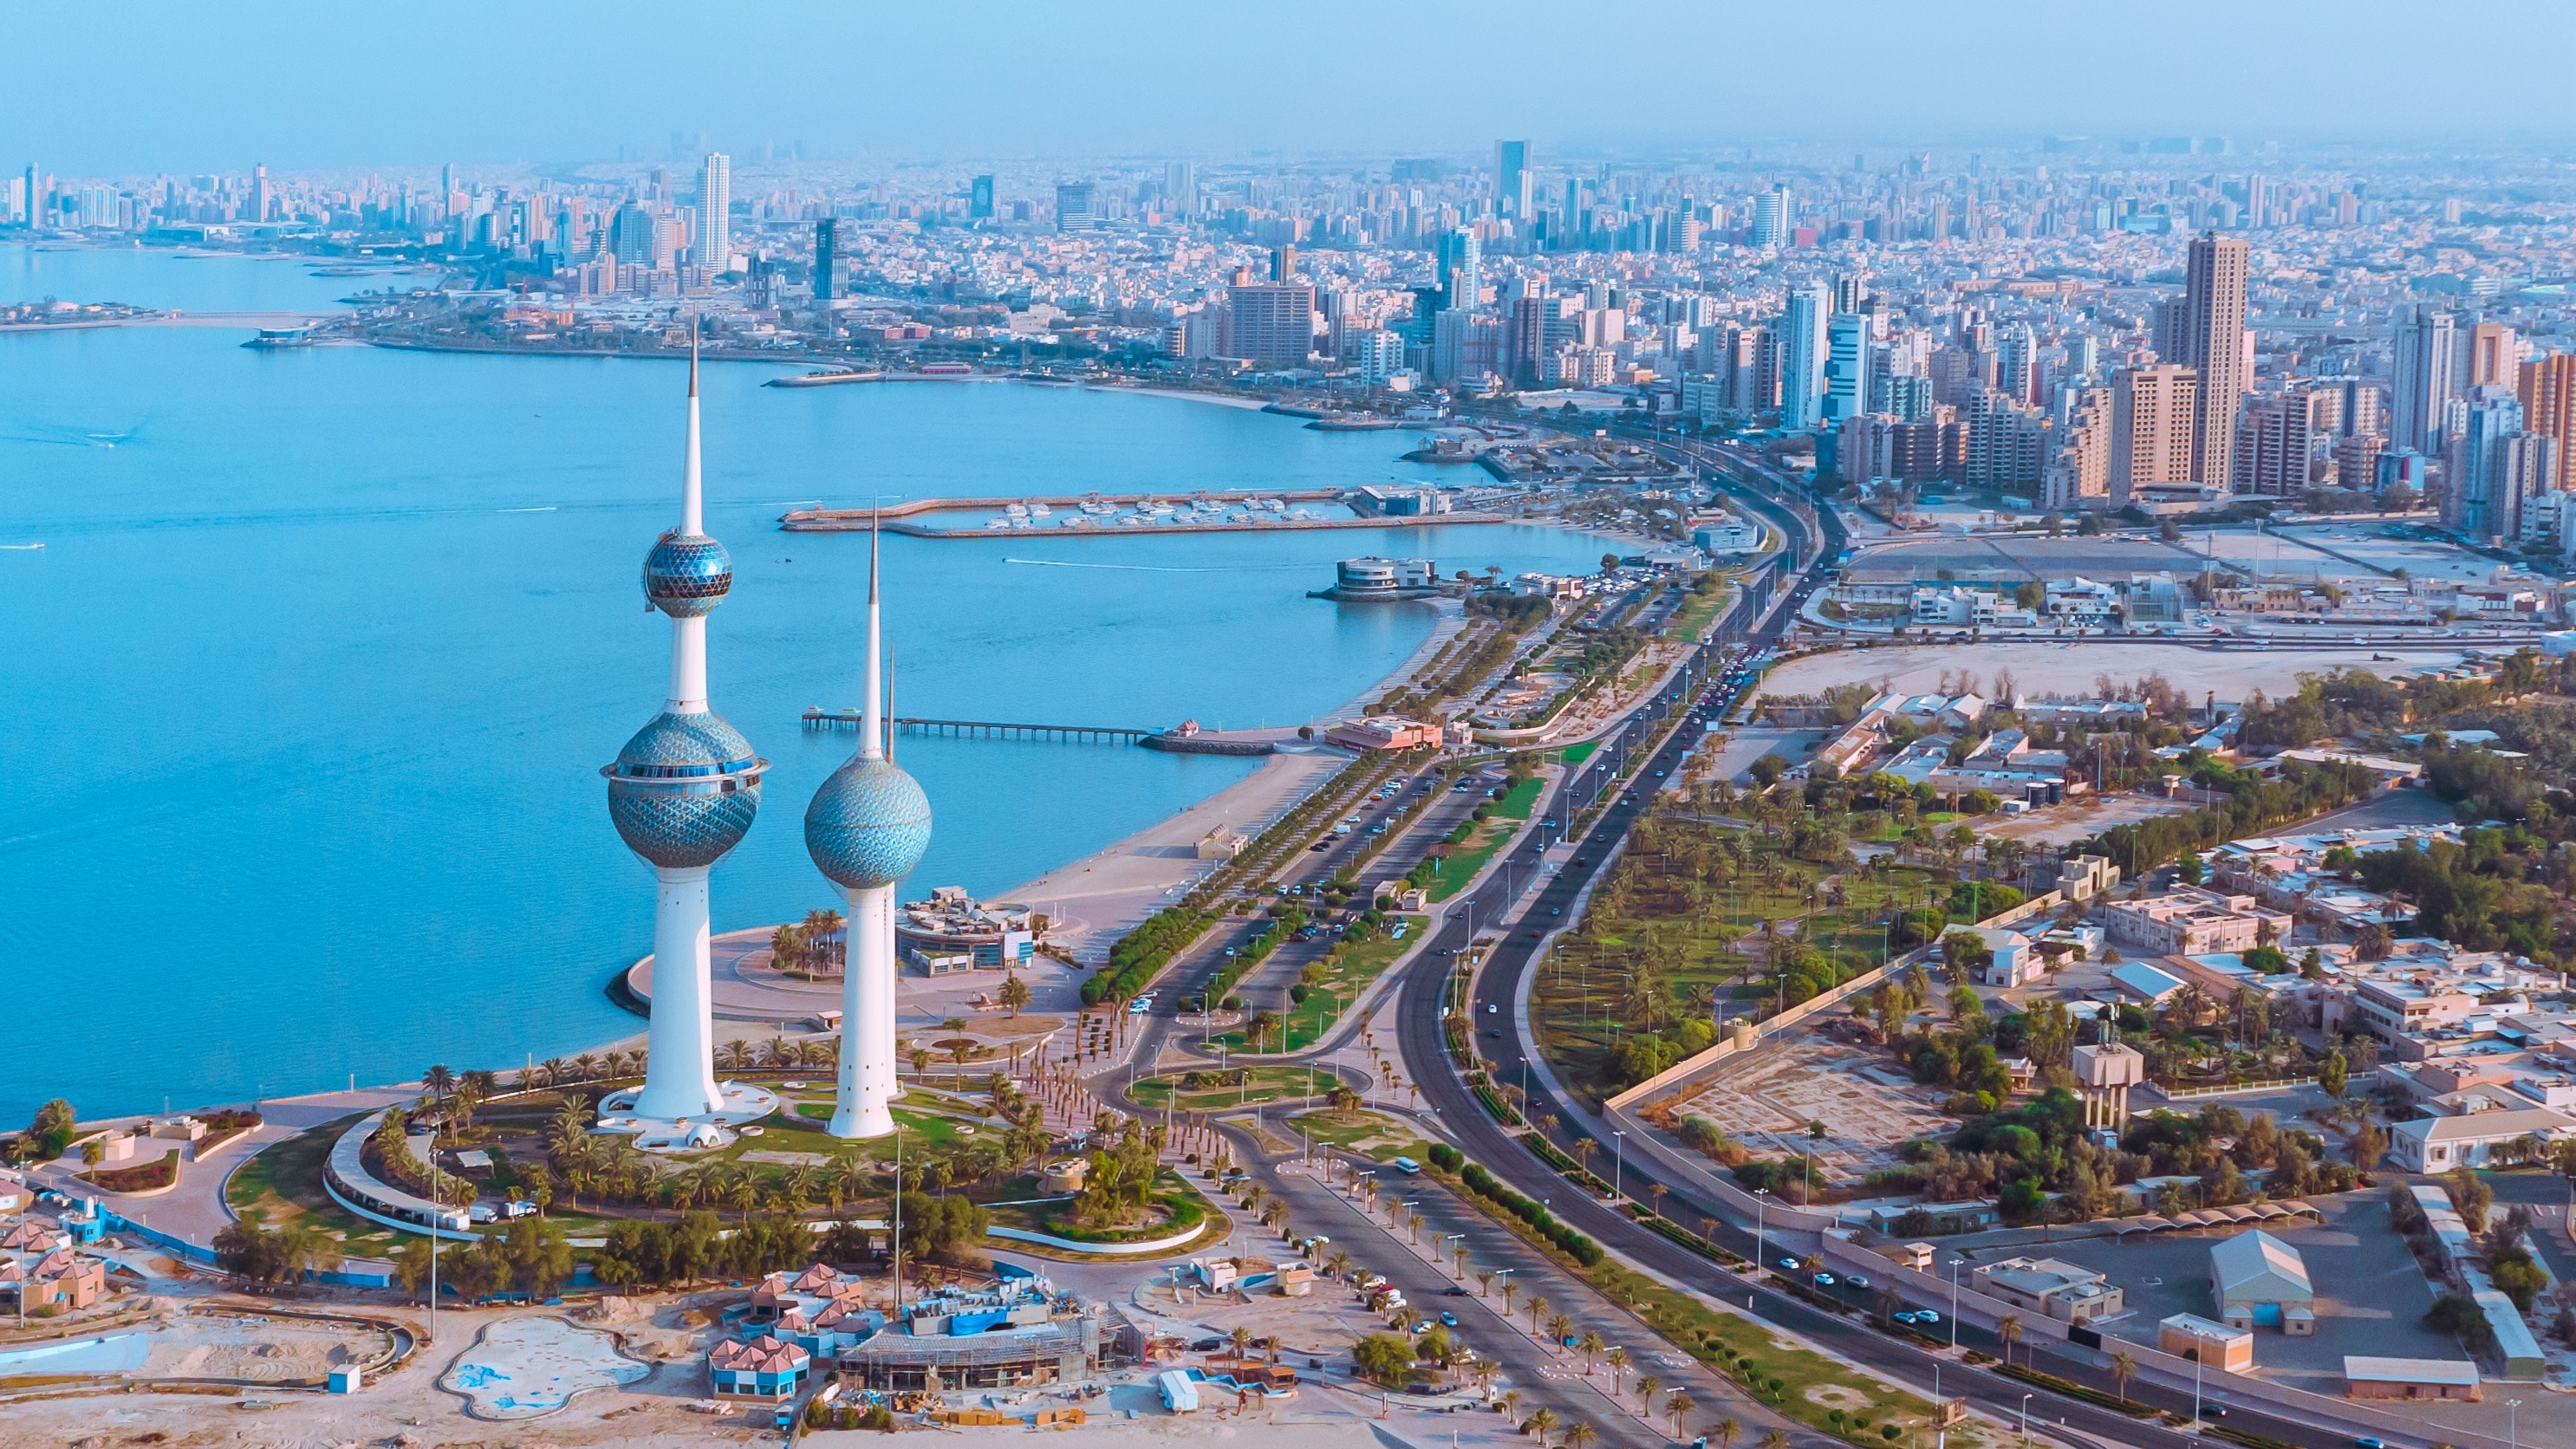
[1382,439,2443,1449]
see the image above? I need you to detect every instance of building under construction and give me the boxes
[833,1313,1101,1390]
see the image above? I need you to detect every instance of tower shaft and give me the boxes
[829,881,899,1139]
[635,864,723,1119]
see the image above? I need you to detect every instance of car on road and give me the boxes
[1438,1311,1458,1327]
[1485,1003,1498,1013]
[1778,1257,1799,1270]
[1441,1287,1467,1296]
[1812,1272,1837,1287]
[1844,1274,1869,1289]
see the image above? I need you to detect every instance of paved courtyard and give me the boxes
[1665,1037,1961,1180]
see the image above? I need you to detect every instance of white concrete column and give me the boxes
[667,616,708,714]
[829,881,897,1138]
[635,864,722,1120]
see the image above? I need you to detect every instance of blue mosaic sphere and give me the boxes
[604,711,764,868]
[642,531,732,618]
[805,756,933,889]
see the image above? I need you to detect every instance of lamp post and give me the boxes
[1754,1188,1771,1272]
[2508,1396,2521,1449]
[1612,1130,1627,1200]
[2017,1394,2030,1447]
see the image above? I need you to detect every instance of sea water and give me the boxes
[0,246,1609,1116]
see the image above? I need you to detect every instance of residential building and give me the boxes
[2100,885,2291,956]
[2389,1106,2576,1172]
[1824,313,1872,425]
[1227,283,1315,368]
[2234,387,2337,496]
[2391,307,2456,455]
[2517,351,2576,491]
[2112,364,2197,504]
[1782,283,1829,429]
[2181,231,2249,491]
[2040,386,2111,511]
[697,153,730,272]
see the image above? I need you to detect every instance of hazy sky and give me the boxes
[10,1,2576,175]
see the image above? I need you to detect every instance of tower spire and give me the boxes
[681,315,703,534]
[862,504,884,761]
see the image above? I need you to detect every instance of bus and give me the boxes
[1392,1156,1422,1174]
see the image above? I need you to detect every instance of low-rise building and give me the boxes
[1325,716,1444,752]
[2158,1313,2253,1372]
[2100,886,2292,957]
[2210,1229,2314,1334]
[2342,1356,2482,1402]
[710,1335,810,1399]
[2389,1106,2576,1172]
[1971,1256,2124,1323]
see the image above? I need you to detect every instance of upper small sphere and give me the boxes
[643,532,732,618]
[805,757,933,889]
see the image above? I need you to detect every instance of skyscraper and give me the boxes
[1497,140,1532,219]
[602,334,770,1127]
[2180,231,2248,488]
[698,153,731,272]
[1435,227,1480,311]
[250,163,271,224]
[1822,314,1872,426]
[1055,181,1097,231]
[969,175,995,221]
[1163,160,1195,220]
[2466,321,2518,389]
[814,218,842,302]
[2391,306,2457,455]
[2446,387,2525,541]
[803,522,932,1140]
[1780,283,1830,429]
[2519,352,2576,491]
[1752,187,1789,249]
[1997,322,2039,406]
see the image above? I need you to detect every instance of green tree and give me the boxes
[1352,1333,1414,1387]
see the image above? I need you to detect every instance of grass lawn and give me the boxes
[1664,584,1735,642]
[1284,1109,1427,1163]
[1561,741,1598,766]
[1530,822,1946,1101]
[1129,1064,1339,1113]
[779,1102,976,1157]
[1207,914,1428,1052]
[224,1115,402,1256]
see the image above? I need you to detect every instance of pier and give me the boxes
[804,710,1153,744]
[777,489,1511,538]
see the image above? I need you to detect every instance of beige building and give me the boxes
[2111,363,2197,506]
[2180,231,2250,489]
[2159,1314,2253,1373]
[1970,1257,2124,1324]
[2101,886,2291,956]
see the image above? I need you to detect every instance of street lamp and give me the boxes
[1946,1257,1965,1351]
[1612,1130,1627,1200]
[2508,1396,2521,1449]
[2017,1394,2031,1447]
[1754,1188,1771,1271]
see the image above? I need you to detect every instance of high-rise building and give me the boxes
[1349,329,1406,386]
[1998,322,2039,406]
[2467,322,2518,390]
[2042,386,2114,513]
[1435,227,1480,311]
[813,218,843,302]
[1780,283,1830,429]
[1163,160,1195,219]
[2180,231,2248,488]
[1497,140,1532,219]
[1228,283,1317,367]
[1055,181,1097,231]
[2518,352,2576,492]
[609,201,657,264]
[1752,186,1789,249]
[969,175,994,220]
[250,163,271,224]
[602,335,771,1129]
[2446,387,2526,541]
[1823,314,1872,426]
[2391,306,2457,455]
[2111,364,2199,508]
[803,521,932,1141]
[2234,387,2339,497]
[1831,273,1867,315]
[696,153,731,271]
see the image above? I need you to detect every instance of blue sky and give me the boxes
[8,1,2575,173]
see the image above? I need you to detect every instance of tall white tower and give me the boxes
[603,333,768,1125]
[804,519,933,1139]
[699,153,732,275]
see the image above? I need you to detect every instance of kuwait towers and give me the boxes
[803,519,931,1140]
[602,334,771,1127]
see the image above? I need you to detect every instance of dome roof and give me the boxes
[605,711,764,868]
[805,757,932,889]
[643,531,732,618]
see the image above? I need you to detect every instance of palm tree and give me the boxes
[1545,1313,1572,1351]
[422,1063,458,1101]
[1997,1313,2024,1369]
[1603,1344,1630,1395]
[1500,1281,1519,1319]
[1476,1270,1495,1297]
[1577,1329,1603,1374]
[1562,1422,1597,1449]
[1633,1372,1658,1414]
[1499,1389,1523,1425]
[1526,1293,1548,1335]
[1229,1324,1253,1365]
[1664,1391,1695,1440]
[1328,1249,1352,1280]
[2110,1349,2137,1405]
[1760,1432,1790,1449]
[539,1057,569,1090]
[1712,1416,1740,1449]
[1523,1408,1558,1446]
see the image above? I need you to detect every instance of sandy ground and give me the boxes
[1760,641,2472,703]
[1975,789,2202,846]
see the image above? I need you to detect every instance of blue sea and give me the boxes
[0,244,1603,1119]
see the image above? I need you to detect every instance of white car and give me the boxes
[1844,1273,1869,1289]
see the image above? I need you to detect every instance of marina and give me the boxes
[782,488,1510,537]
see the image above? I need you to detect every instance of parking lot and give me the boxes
[1664,1036,1963,1183]
[2034,1192,2455,1394]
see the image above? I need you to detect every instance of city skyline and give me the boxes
[10,1,2576,172]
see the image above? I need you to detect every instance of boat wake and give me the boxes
[497,506,558,513]
[1004,556,1295,573]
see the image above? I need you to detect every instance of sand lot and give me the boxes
[1761,642,2471,703]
